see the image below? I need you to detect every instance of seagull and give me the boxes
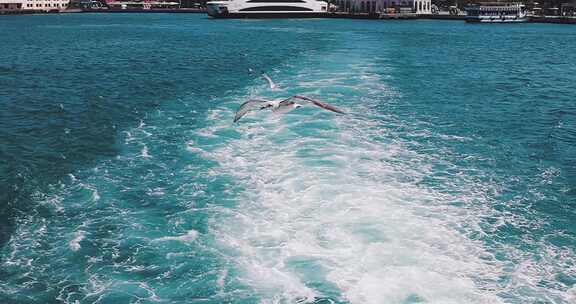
[261,72,279,90]
[233,95,345,123]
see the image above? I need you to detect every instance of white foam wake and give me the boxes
[69,230,85,252]
[189,61,504,303]
[153,230,198,243]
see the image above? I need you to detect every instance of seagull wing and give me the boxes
[288,95,346,114]
[234,99,271,123]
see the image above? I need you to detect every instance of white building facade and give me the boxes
[22,0,70,10]
[0,0,23,13]
[335,0,431,14]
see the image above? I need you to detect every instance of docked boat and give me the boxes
[465,2,528,23]
[206,0,329,18]
[106,1,180,10]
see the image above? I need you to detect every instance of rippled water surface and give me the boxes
[1,14,576,304]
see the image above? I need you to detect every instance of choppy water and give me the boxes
[1,14,576,304]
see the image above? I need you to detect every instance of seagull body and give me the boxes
[234,95,345,123]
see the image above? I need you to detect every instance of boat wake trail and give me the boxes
[189,53,506,304]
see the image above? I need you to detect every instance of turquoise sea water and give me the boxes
[1,14,576,304]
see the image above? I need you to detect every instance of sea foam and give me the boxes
[195,59,504,303]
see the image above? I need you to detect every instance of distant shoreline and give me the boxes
[2,9,576,24]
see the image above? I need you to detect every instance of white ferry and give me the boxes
[206,0,329,18]
[465,2,528,23]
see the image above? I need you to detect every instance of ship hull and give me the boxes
[208,12,329,18]
[206,1,328,18]
[466,16,528,23]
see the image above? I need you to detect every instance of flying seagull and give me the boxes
[261,72,279,90]
[247,69,279,90]
[233,95,345,123]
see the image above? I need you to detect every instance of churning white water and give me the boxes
[188,50,506,304]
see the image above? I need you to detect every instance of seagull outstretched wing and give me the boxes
[281,95,346,114]
[234,99,271,122]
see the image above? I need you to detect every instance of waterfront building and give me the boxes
[561,1,576,16]
[106,0,180,10]
[69,0,106,9]
[334,0,432,15]
[21,0,70,11]
[0,0,23,13]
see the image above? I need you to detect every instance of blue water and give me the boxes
[1,14,576,304]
